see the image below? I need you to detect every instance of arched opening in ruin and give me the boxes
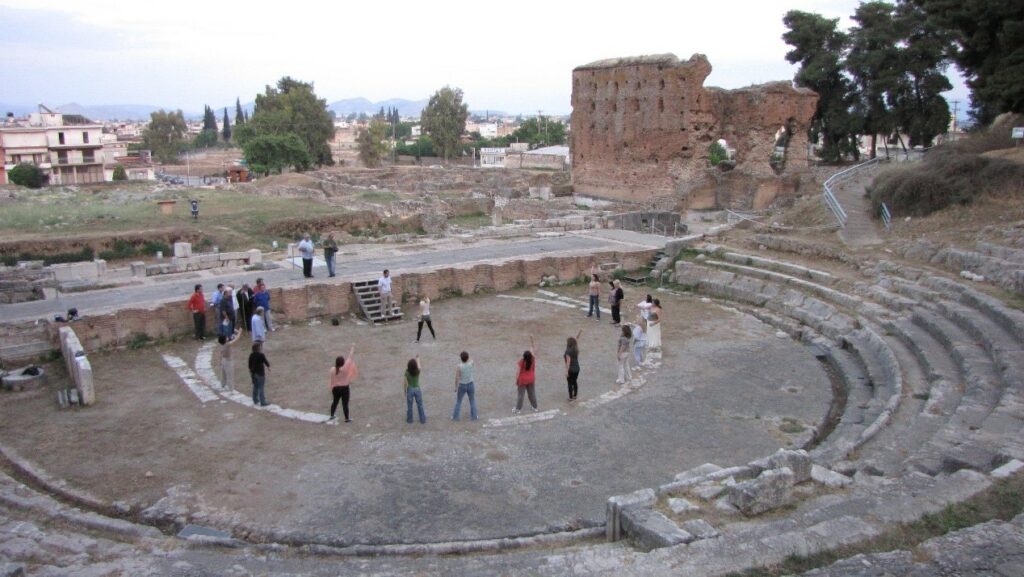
[771,118,795,174]
[709,139,731,169]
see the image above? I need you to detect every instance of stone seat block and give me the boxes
[620,507,694,550]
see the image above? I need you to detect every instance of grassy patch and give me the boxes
[779,418,806,434]
[726,473,1024,577]
[359,190,399,204]
[450,211,491,229]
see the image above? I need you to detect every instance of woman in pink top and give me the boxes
[327,345,357,422]
[514,335,538,414]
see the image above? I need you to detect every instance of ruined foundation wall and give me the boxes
[570,54,817,205]
[33,249,657,358]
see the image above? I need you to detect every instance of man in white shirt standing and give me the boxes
[378,269,393,322]
[298,233,315,279]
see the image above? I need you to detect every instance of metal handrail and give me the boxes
[822,156,882,227]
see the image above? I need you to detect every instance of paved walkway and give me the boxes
[1,230,667,323]
[834,167,884,247]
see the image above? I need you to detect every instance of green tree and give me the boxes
[357,118,391,167]
[112,164,128,181]
[508,116,567,148]
[202,105,217,132]
[243,76,335,166]
[143,109,188,163]
[847,2,904,157]
[891,2,952,147]
[241,134,312,175]
[222,107,232,142]
[421,86,469,162]
[912,0,1024,123]
[235,98,245,126]
[783,10,860,162]
[8,163,47,188]
[193,129,218,149]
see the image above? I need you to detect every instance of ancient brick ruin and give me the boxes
[571,54,818,207]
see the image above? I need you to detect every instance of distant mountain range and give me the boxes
[1,98,512,122]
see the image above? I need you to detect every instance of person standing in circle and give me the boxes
[323,233,339,278]
[564,329,583,401]
[187,284,206,341]
[327,345,357,422]
[248,342,270,407]
[647,299,663,350]
[514,335,538,414]
[298,233,315,279]
[616,325,633,385]
[632,315,648,366]
[586,267,601,320]
[637,294,653,320]
[218,327,242,390]
[405,355,426,424]
[416,295,436,342]
[610,280,624,326]
[251,306,267,344]
[452,351,478,421]
[378,269,393,322]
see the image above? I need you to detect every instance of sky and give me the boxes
[0,0,970,116]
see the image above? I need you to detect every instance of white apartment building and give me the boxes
[1,106,105,185]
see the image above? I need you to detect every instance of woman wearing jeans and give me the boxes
[514,336,538,414]
[405,356,426,424]
[453,351,478,420]
[327,345,357,422]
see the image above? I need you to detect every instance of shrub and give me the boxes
[868,148,1024,218]
[708,142,728,166]
[8,163,47,188]
[112,164,128,181]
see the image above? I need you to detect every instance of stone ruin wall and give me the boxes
[571,54,818,208]
[16,248,657,362]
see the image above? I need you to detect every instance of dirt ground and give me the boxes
[0,286,832,544]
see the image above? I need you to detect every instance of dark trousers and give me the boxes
[330,385,350,420]
[567,369,579,399]
[192,311,205,339]
[417,316,436,341]
[611,304,621,324]
[302,258,313,278]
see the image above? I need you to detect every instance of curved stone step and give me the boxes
[909,308,1006,474]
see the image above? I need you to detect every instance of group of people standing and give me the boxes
[296,232,340,279]
[184,261,665,428]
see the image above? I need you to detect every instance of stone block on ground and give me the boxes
[0,563,26,577]
[727,467,796,516]
[173,242,192,258]
[767,448,812,483]
[680,518,720,540]
[607,488,656,541]
[992,459,1024,479]
[247,249,262,264]
[620,507,694,550]
[811,464,853,488]
[668,497,700,515]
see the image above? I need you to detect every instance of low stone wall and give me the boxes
[0,265,57,304]
[141,249,262,277]
[58,327,94,406]
[36,249,657,357]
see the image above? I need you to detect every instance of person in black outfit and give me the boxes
[236,283,254,332]
[610,280,624,326]
[248,342,270,406]
[564,329,583,401]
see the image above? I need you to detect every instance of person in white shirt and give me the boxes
[378,269,393,322]
[298,233,315,278]
[416,296,436,342]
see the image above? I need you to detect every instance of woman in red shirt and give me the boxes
[514,336,538,414]
[186,284,206,340]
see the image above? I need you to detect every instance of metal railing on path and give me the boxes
[822,156,882,227]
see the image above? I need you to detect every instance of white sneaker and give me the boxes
[512,409,521,415]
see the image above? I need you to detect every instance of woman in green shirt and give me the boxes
[405,356,426,424]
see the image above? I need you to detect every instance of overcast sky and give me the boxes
[0,0,969,115]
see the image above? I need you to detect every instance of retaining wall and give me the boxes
[33,249,656,356]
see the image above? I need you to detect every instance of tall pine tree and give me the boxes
[235,98,245,126]
[222,107,232,142]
